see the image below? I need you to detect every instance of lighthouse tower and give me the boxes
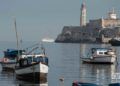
[80,2,86,26]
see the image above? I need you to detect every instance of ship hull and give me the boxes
[82,56,116,64]
[15,62,48,83]
[1,62,16,71]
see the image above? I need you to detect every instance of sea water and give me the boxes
[0,41,120,86]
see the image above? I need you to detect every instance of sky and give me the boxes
[0,0,120,42]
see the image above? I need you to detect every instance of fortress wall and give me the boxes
[87,19,102,28]
[103,19,120,28]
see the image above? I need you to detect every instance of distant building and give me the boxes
[86,8,120,29]
[55,2,120,43]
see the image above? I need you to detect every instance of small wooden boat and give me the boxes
[0,49,25,71]
[15,49,49,83]
[81,48,116,64]
[72,81,98,86]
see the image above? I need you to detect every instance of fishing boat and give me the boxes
[0,18,23,71]
[109,37,120,46]
[0,49,25,71]
[15,47,49,83]
[81,48,116,64]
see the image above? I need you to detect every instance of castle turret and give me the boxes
[80,2,86,26]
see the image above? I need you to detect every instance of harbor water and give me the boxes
[0,41,120,86]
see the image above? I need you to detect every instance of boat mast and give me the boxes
[41,43,46,55]
[14,18,20,61]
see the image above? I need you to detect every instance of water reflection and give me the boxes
[79,44,120,85]
[80,64,116,85]
[16,79,48,86]
[1,43,120,86]
[17,83,48,86]
[80,44,86,57]
[1,70,48,86]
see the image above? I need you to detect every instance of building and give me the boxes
[55,2,120,43]
[86,8,120,29]
[80,2,86,26]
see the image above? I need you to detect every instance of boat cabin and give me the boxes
[91,48,115,56]
[4,49,25,58]
[17,54,48,67]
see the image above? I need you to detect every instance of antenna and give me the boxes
[112,7,115,14]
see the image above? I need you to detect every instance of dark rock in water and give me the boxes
[109,83,120,86]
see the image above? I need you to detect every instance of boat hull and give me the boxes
[1,62,16,71]
[82,56,116,64]
[15,62,48,83]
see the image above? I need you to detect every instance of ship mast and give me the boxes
[14,18,20,61]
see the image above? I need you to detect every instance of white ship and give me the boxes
[42,38,54,42]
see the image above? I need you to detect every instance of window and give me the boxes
[99,52,103,54]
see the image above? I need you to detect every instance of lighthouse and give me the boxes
[80,2,86,26]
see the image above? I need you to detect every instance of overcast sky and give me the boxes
[0,0,120,41]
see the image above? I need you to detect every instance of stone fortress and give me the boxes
[55,2,120,43]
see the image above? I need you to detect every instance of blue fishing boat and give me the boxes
[1,49,25,71]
